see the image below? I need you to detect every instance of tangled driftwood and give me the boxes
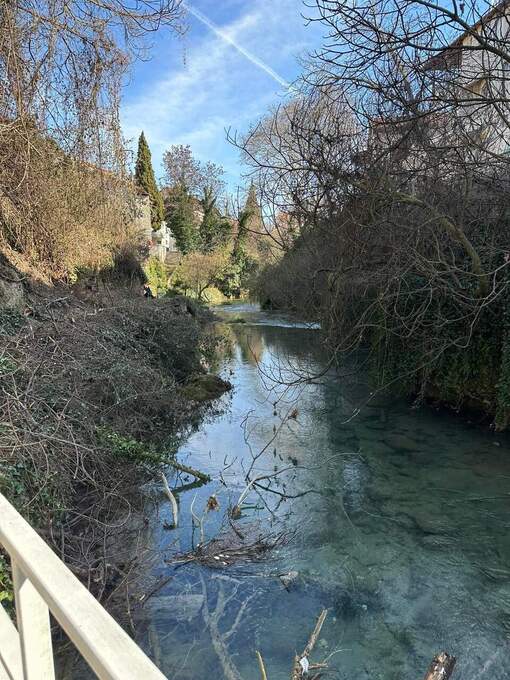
[167,527,288,569]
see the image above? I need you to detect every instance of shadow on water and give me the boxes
[66,303,510,679]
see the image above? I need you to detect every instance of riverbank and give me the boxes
[254,252,510,431]
[0,269,231,610]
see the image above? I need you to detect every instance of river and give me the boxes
[127,304,510,678]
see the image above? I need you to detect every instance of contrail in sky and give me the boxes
[183,2,291,90]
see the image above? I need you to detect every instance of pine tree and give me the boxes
[135,132,164,230]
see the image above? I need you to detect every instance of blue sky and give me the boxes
[121,0,325,191]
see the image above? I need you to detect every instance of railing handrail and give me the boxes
[0,492,167,680]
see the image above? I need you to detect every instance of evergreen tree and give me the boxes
[199,187,231,253]
[217,209,258,299]
[135,132,164,230]
[242,182,263,234]
[166,187,198,254]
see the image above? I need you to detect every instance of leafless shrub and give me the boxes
[0,0,184,278]
[233,1,510,417]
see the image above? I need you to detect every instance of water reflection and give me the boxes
[69,303,510,679]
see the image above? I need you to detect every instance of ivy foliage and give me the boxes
[371,267,510,428]
[97,428,176,466]
[165,186,198,254]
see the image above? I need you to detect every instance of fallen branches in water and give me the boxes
[160,472,179,528]
[231,466,296,518]
[256,651,268,680]
[169,458,210,483]
[200,574,255,680]
[167,526,289,569]
[290,609,329,680]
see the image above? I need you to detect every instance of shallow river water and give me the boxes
[137,304,510,680]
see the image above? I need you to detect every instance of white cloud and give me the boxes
[121,0,322,187]
[183,2,291,89]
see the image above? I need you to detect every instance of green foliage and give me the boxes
[0,457,64,524]
[166,187,198,254]
[199,188,231,253]
[0,460,29,501]
[0,355,17,375]
[0,309,25,336]
[0,555,13,611]
[496,287,510,429]
[97,428,174,466]
[216,244,258,299]
[135,132,164,230]
[212,197,260,298]
[181,374,231,402]
[144,256,168,296]
[370,278,507,423]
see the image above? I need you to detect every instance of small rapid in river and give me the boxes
[139,303,510,680]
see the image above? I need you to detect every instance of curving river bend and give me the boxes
[137,303,510,680]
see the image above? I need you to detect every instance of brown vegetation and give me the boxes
[236,0,510,425]
[0,0,183,281]
[0,274,226,605]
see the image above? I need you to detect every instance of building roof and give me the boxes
[423,0,509,71]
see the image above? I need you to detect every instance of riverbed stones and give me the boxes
[278,570,299,589]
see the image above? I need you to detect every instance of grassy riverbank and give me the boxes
[0,262,231,608]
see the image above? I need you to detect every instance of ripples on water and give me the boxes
[127,304,510,678]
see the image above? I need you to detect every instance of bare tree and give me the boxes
[163,143,226,198]
[233,0,510,424]
[0,0,184,277]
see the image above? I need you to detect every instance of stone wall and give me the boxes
[134,195,152,242]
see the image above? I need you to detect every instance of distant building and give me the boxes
[423,0,510,156]
[150,221,178,262]
[362,1,510,173]
[134,194,178,263]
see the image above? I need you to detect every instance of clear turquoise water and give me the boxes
[127,305,510,678]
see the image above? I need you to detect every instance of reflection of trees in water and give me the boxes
[233,325,328,398]
[232,325,265,365]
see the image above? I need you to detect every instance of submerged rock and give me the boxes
[278,570,299,590]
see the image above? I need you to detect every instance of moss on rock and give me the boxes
[181,374,232,402]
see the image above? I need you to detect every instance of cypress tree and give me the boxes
[242,182,263,234]
[135,132,164,230]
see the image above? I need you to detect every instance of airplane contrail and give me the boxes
[183,2,291,90]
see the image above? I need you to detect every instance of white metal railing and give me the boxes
[0,492,167,680]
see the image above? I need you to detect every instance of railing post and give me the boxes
[12,564,56,680]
